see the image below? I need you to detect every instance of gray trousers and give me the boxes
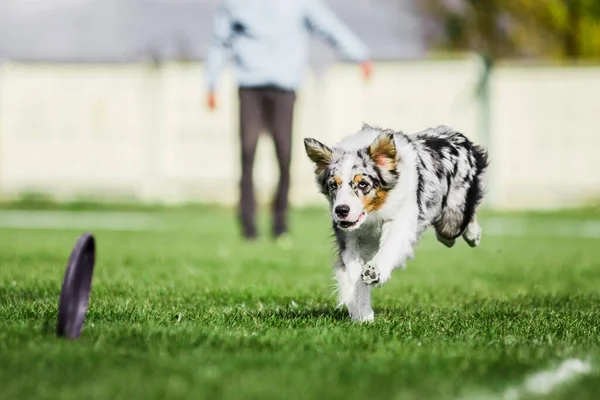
[238,86,296,238]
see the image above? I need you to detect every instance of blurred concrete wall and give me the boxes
[0,55,599,210]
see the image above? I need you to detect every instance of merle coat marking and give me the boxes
[304,124,489,322]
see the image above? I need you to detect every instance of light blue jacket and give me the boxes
[205,0,370,92]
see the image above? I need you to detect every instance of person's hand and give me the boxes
[207,91,217,110]
[360,61,373,82]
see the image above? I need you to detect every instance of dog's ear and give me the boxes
[368,132,397,170]
[304,138,333,173]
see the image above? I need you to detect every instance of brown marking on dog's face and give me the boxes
[362,186,390,212]
[368,132,397,171]
[350,173,390,213]
[326,175,342,192]
[352,174,364,186]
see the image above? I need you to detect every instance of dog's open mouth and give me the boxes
[337,212,366,229]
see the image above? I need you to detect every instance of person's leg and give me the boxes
[264,89,296,238]
[238,88,264,239]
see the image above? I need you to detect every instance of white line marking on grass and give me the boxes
[0,210,600,239]
[0,210,165,232]
[459,358,593,400]
[520,358,592,396]
[484,217,600,239]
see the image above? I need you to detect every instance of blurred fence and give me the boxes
[0,54,598,210]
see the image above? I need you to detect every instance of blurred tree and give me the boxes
[416,0,600,61]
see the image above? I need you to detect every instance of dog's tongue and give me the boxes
[340,213,365,228]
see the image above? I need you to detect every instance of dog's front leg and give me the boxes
[362,218,417,286]
[335,244,374,322]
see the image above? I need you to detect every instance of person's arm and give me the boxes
[205,3,233,109]
[304,0,370,64]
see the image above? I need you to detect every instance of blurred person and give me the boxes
[205,0,372,242]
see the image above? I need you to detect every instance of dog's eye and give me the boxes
[357,181,370,191]
[328,181,338,191]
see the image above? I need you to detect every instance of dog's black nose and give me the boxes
[334,205,350,218]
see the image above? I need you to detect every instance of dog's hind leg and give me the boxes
[462,215,482,248]
[435,229,456,248]
[435,212,482,248]
[434,211,463,248]
[434,185,482,248]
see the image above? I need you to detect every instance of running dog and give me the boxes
[303,124,489,322]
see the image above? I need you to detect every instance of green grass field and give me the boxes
[1,205,600,400]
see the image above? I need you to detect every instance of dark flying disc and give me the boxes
[57,233,96,340]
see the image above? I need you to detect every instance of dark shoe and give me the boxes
[243,231,258,241]
[273,232,293,249]
[272,221,287,239]
[240,224,258,241]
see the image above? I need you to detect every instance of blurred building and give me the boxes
[0,0,426,64]
[2,0,598,210]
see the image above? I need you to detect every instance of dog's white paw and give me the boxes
[361,264,380,286]
[357,312,375,323]
[349,309,374,323]
[463,225,482,248]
